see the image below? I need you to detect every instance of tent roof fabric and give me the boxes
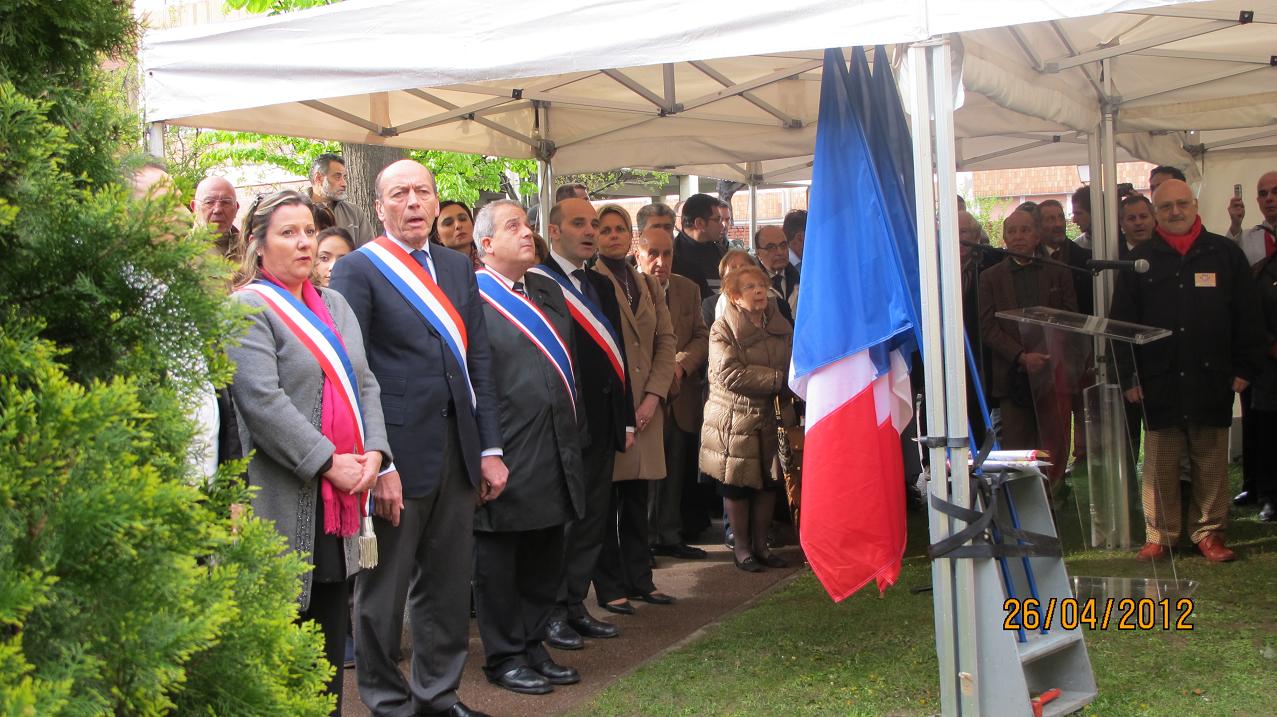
[143,0,1231,173]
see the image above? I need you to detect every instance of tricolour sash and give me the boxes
[476,268,577,414]
[528,265,625,385]
[358,237,475,408]
[244,281,382,566]
[243,281,367,450]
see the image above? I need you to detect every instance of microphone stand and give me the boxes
[960,240,1098,276]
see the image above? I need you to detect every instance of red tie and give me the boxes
[1265,227,1276,258]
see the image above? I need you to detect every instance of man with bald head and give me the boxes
[540,197,635,651]
[1226,171,1277,266]
[331,159,505,717]
[1111,179,1265,563]
[978,209,1078,496]
[755,225,800,313]
[635,227,710,560]
[193,176,241,261]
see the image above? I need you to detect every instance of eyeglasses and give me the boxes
[758,241,789,252]
[199,197,236,208]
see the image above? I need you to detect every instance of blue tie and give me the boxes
[573,268,601,306]
[411,249,434,280]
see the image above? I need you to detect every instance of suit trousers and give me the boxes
[999,395,1070,487]
[1240,388,1256,495]
[300,578,348,717]
[1141,424,1229,545]
[354,420,474,716]
[556,435,616,620]
[594,480,657,603]
[1249,407,1277,502]
[473,525,566,678]
[649,422,695,547]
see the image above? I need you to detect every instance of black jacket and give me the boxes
[1110,228,1266,430]
[1049,239,1094,315]
[1249,255,1277,412]
[539,259,635,452]
[474,272,585,532]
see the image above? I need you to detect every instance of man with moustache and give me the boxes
[634,226,709,559]
[979,209,1078,496]
[539,198,635,650]
[1112,179,1264,562]
[330,159,505,717]
[309,153,374,247]
[469,200,585,695]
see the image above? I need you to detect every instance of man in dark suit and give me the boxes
[754,225,800,313]
[634,226,710,558]
[1039,198,1093,466]
[672,193,729,299]
[469,200,586,695]
[330,160,505,717]
[541,198,635,650]
[979,209,1079,496]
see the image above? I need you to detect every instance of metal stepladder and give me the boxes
[925,307,1170,716]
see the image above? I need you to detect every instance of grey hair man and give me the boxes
[193,176,241,261]
[308,153,374,247]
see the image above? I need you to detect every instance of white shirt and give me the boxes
[1229,223,1275,266]
[549,248,584,291]
[788,248,802,272]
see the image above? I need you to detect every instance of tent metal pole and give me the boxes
[748,181,758,249]
[1099,58,1121,319]
[146,122,165,158]
[909,39,958,717]
[931,38,979,716]
[536,101,555,236]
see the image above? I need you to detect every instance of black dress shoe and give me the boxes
[628,591,675,605]
[533,659,581,685]
[544,620,584,650]
[652,543,708,559]
[599,599,634,615]
[425,702,493,717]
[1259,501,1276,522]
[568,614,619,638]
[734,555,764,573]
[489,666,552,695]
[753,552,788,568]
[1234,490,1257,506]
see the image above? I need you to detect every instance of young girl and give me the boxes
[314,226,355,287]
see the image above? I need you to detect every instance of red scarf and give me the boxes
[1156,216,1203,256]
[262,271,361,537]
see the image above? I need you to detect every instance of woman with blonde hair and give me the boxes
[229,190,391,714]
[591,204,678,613]
[700,264,792,572]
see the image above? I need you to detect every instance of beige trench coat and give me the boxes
[595,260,677,481]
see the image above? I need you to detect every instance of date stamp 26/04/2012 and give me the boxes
[1003,597,1194,632]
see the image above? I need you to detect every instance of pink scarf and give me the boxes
[263,271,361,537]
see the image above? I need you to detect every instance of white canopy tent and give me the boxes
[142,0,1276,234]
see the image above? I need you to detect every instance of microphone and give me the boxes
[1086,258,1150,273]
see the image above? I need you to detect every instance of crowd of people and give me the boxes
[960,165,1277,568]
[181,149,1277,714]
[186,154,809,716]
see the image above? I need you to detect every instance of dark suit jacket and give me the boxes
[329,241,502,498]
[664,274,709,434]
[474,271,585,532]
[1048,240,1093,315]
[539,259,635,452]
[978,257,1078,398]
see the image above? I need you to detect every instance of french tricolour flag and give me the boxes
[790,48,921,601]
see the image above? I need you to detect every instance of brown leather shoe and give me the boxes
[1135,542,1168,561]
[1196,534,1236,563]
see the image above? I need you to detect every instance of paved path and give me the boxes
[342,531,804,716]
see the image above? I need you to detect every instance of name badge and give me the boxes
[1194,273,1216,288]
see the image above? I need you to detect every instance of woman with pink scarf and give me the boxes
[229,190,391,714]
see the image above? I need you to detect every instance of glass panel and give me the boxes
[997,306,1172,345]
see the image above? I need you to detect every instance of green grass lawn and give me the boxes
[570,463,1277,717]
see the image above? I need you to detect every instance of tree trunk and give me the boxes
[342,143,408,237]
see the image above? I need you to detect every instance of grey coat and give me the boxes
[228,286,391,611]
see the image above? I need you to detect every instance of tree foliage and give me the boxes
[0,2,333,714]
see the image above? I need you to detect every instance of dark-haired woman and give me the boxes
[430,200,481,269]
[228,190,391,714]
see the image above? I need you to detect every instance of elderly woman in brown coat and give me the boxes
[592,204,678,613]
[701,264,793,572]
